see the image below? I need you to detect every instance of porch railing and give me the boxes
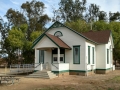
[51,63,69,72]
[51,63,59,69]
[10,64,34,74]
[35,63,41,68]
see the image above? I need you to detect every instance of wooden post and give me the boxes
[57,48,60,63]
[40,63,43,71]
[5,64,7,75]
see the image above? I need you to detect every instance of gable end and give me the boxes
[32,21,99,49]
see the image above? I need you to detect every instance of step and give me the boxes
[33,72,54,75]
[33,71,51,73]
[29,74,56,76]
[26,70,57,79]
[26,75,58,79]
[31,72,56,75]
[30,73,56,76]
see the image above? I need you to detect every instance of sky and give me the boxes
[0,0,120,23]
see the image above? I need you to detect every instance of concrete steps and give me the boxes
[26,70,58,79]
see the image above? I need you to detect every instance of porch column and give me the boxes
[57,48,60,63]
[35,48,37,64]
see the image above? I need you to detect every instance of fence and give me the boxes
[10,64,34,74]
[115,66,120,70]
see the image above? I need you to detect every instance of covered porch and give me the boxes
[35,47,70,75]
[34,33,71,74]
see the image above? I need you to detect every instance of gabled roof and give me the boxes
[32,21,98,48]
[32,21,112,48]
[81,30,111,44]
[45,33,71,49]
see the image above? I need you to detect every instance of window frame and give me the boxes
[92,47,94,64]
[54,31,63,37]
[88,46,90,64]
[73,45,80,64]
[107,49,109,64]
[39,50,44,64]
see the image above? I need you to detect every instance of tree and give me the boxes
[21,0,50,39]
[53,0,86,22]
[0,17,11,58]
[109,22,120,65]
[5,8,26,27]
[3,0,50,64]
[109,12,120,22]
[85,4,100,22]
[22,31,42,64]
[65,20,90,33]
[7,27,24,49]
[98,11,107,21]
[4,24,42,64]
[92,21,120,65]
[92,20,109,30]
[3,24,28,64]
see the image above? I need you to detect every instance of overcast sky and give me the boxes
[0,0,120,23]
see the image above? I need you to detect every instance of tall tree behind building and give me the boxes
[2,0,50,64]
[52,0,87,22]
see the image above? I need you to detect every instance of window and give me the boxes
[54,31,63,37]
[92,47,94,64]
[60,57,63,61]
[88,46,90,64]
[39,50,44,64]
[73,46,80,64]
[52,48,65,63]
[53,57,57,61]
[107,49,109,64]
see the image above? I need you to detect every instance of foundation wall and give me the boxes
[53,68,113,76]
[57,72,69,77]
[96,68,113,74]
[69,72,86,76]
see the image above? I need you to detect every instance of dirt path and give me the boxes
[0,69,120,90]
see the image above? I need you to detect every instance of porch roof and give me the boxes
[45,33,71,49]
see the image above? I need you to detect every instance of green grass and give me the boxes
[107,76,120,83]
[107,88,115,90]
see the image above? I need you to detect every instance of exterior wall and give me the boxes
[35,49,52,71]
[52,63,69,76]
[34,26,114,75]
[57,72,69,77]
[96,44,106,69]
[69,71,86,76]
[95,35,114,74]
[96,68,113,74]
[85,41,96,71]
[52,54,64,63]
[34,36,58,49]
[35,49,42,70]
[51,63,69,71]
[105,36,113,69]
[44,49,52,70]
[47,27,86,71]
[34,36,58,71]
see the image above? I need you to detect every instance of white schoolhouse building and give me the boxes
[32,21,114,76]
